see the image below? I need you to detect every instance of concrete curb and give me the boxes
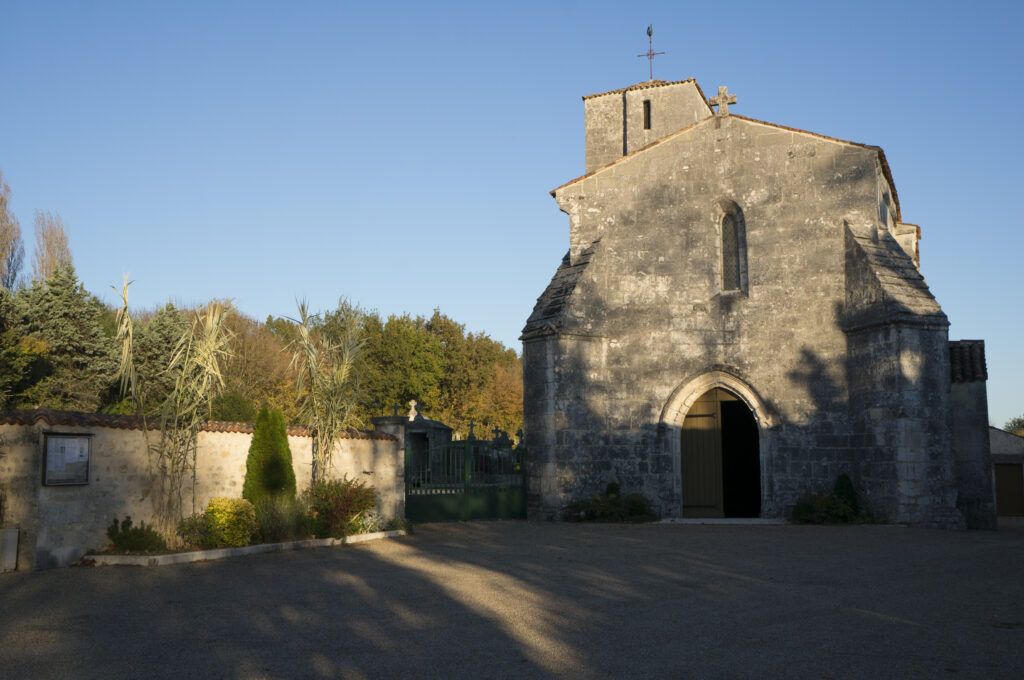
[658,518,787,525]
[89,530,407,567]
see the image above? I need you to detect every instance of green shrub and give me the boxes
[106,516,167,553]
[205,497,257,547]
[567,484,659,523]
[832,473,860,516]
[624,493,654,518]
[791,493,858,524]
[242,405,297,505]
[177,512,221,549]
[254,497,310,543]
[210,390,257,422]
[302,477,378,539]
[791,475,864,524]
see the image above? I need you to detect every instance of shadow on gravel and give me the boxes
[2,521,1024,679]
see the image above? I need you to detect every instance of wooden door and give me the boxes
[995,464,1024,516]
[681,390,724,517]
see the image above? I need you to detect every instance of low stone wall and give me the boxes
[0,410,403,570]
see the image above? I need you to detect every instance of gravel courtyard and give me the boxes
[1,521,1022,679]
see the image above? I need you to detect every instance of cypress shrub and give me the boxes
[242,404,296,504]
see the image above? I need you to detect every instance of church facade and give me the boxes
[522,78,994,529]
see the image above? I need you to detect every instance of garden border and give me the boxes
[89,529,407,567]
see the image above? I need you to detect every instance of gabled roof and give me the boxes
[551,113,902,221]
[521,242,599,340]
[582,78,711,104]
[843,223,946,331]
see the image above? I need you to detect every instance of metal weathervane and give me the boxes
[637,24,664,81]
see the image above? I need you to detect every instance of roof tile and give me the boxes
[949,340,987,383]
[0,408,396,440]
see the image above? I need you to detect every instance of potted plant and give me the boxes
[0,488,19,572]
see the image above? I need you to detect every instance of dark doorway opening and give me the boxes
[720,400,761,517]
[681,388,761,518]
[408,433,429,480]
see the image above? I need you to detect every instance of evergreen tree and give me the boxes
[0,287,46,409]
[242,404,296,503]
[12,264,116,410]
[133,303,190,414]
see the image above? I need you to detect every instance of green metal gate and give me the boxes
[405,437,526,522]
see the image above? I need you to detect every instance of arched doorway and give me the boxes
[681,388,761,518]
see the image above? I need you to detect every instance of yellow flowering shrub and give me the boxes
[205,497,256,547]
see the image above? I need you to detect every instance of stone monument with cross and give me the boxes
[522,72,995,530]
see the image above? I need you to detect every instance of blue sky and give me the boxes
[2,1,1022,426]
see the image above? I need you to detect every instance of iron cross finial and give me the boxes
[636,24,665,81]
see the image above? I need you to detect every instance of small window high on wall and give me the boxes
[720,203,748,293]
[643,100,651,130]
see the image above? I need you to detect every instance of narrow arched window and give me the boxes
[722,214,740,291]
[720,203,748,293]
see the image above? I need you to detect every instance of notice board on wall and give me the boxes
[43,434,92,485]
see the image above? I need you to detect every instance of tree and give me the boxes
[292,299,363,484]
[209,391,258,422]
[31,210,72,283]
[265,314,299,346]
[0,170,24,289]
[472,362,524,438]
[214,312,298,422]
[106,302,191,415]
[0,287,47,409]
[357,312,444,419]
[242,404,296,504]
[1005,416,1024,437]
[424,309,522,437]
[14,264,116,410]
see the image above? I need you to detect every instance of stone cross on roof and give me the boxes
[709,85,737,117]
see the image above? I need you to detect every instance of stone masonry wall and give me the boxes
[0,421,402,570]
[950,381,996,529]
[550,116,877,516]
[0,424,39,571]
[527,112,962,524]
[584,80,710,173]
[846,323,962,527]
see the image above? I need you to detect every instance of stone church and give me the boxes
[522,78,995,529]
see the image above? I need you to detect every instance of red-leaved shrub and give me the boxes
[302,477,378,538]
